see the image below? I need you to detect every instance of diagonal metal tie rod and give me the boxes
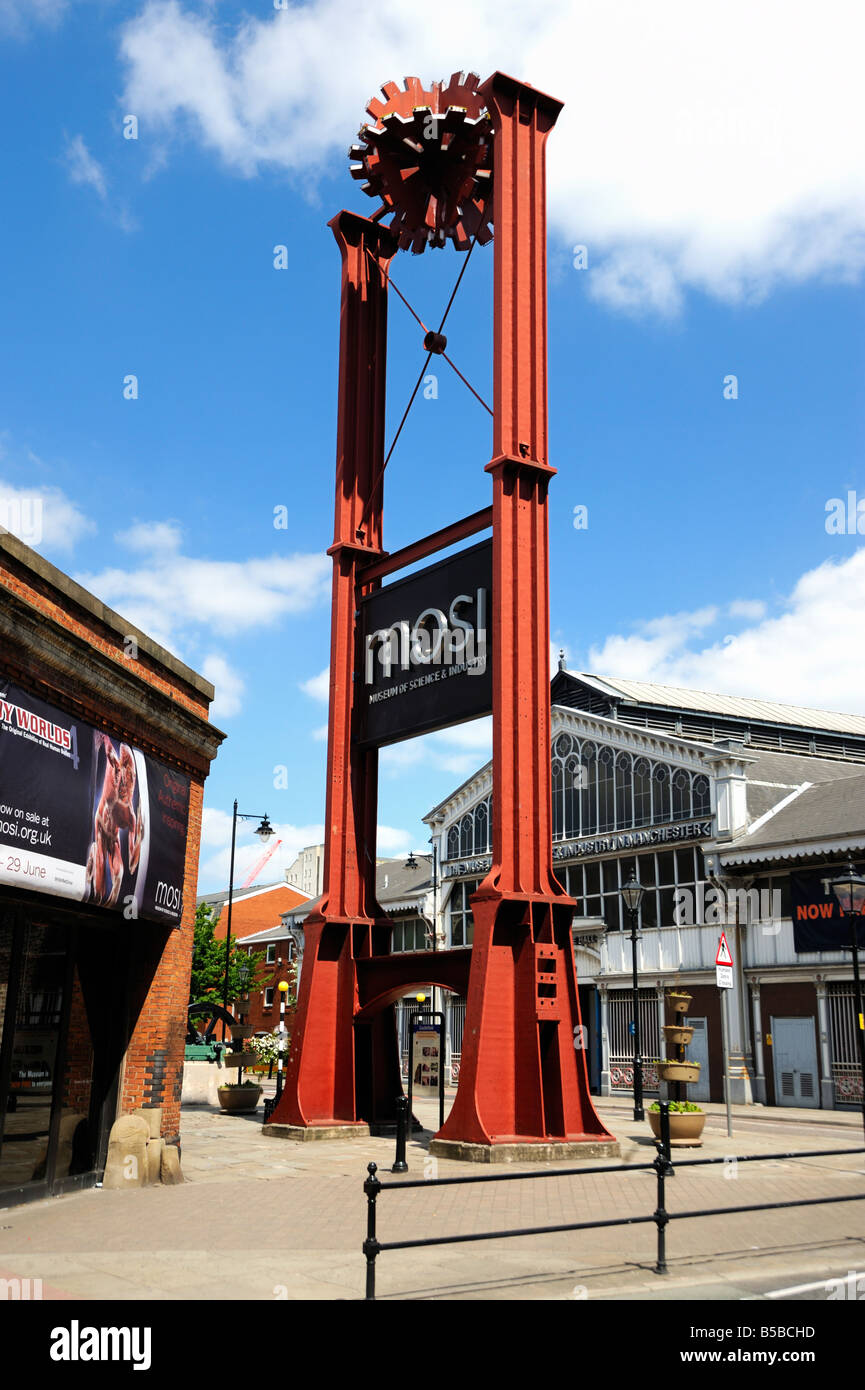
[357,239,490,539]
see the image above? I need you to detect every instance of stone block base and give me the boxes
[429,1138,621,1164]
[181,1060,221,1107]
[262,1122,370,1142]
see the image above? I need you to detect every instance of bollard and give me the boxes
[392,1095,408,1174]
[363,1162,382,1301]
[652,1100,674,1275]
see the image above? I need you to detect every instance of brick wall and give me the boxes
[1,535,223,1152]
[119,779,207,1142]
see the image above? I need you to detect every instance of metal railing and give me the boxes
[361,1105,865,1300]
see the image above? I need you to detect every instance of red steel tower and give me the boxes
[268,71,616,1159]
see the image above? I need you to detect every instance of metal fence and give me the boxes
[361,1116,865,1300]
[608,988,661,1092]
[449,996,466,1084]
[828,983,864,1104]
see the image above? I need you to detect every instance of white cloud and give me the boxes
[201,651,244,720]
[76,519,330,651]
[64,134,108,201]
[123,519,183,554]
[376,824,413,855]
[586,549,865,714]
[119,0,865,313]
[300,666,329,702]
[381,717,492,781]
[0,478,95,553]
[0,0,68,35]
[312,723,328,742]
[728,599,767,622]
[198,814,326,890]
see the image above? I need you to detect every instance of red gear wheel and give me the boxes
[349,72,494,254]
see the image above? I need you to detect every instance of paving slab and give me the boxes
[0,1095,862,1301]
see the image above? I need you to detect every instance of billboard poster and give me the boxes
[411,1028,441,1095]
[791,870,865,952]
[0,675,190,925]
[358,539,492,747]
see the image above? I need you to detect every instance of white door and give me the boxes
[688,1017,710,1102]
[772,1016,819,1108]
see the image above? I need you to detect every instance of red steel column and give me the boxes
[436,73,612,1149]
[272,212,395,1128]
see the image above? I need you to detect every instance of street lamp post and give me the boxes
[222,801,274,1037]
[830,863,865,1145]
[619,873,646,1122]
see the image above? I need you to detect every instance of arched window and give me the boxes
[474,799,489,854]
[692,774,711,818]
[597,747,615,832]
[552,757,564,840]
[447,823,460,860]
[633,758,651,827]
[564,753,581,838]
[554,732,573,759]
[672,768,692,821]
[580,742,598,835]
[652,762,671,823]
[615,752,633,830]
[459,812,473,857]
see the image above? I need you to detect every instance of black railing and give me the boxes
[361,1103,865,1300]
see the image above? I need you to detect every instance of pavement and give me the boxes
[0,1089,863,1302]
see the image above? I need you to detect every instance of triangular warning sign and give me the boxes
[716,931,733,966]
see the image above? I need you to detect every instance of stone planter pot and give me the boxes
[221,1052,257,1069]
[667,992,693,1015]
[657,1059,701,1084]
[662,1024,694,1047]
[648,1109,706,1148]
[217,1085,262,1113]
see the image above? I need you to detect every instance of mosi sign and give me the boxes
[358,540,492,747]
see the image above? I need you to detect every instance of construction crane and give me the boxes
[240,837,283,890]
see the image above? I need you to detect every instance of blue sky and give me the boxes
[1,1,863,890]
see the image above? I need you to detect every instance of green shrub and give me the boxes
[649,1100,702,1113]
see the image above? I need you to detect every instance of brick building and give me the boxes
[0,532,224,1205]
[197,881,310,944]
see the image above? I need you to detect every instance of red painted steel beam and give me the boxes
[272,212,396,1129]
[358,506,493,585]
[435,73,614,1150]
[482,72,564,900]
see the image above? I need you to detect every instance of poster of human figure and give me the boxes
[0,675,189,925]
[84,733,148,911]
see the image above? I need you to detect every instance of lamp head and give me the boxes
[830,863,865,916]
[256,814,274,843]
[620,873,646,915]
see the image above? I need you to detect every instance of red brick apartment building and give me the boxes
[0,532,224,1205]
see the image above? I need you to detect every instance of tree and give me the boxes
[189,902,267,1012]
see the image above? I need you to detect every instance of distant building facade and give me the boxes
[421,669,865,1109]
[285,845,324,900]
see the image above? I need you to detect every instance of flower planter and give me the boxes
[667,992,692,1015]
[221,1051,258,1069]
[230,1024,254,1041]
[662,1024,694,1047]
[648,1109,706,1148]
[657,1059,701,1084]
[217,1085,262,1113]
